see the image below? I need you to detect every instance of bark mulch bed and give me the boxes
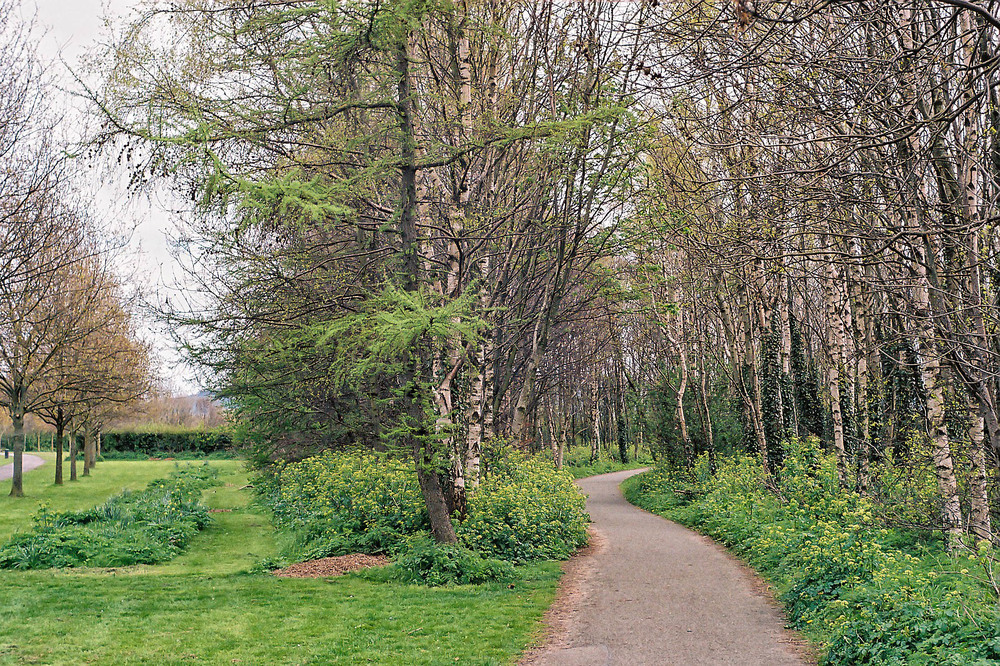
[272,554,391,578]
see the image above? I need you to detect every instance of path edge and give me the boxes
[517,525,605,666]
[0,454,47,482]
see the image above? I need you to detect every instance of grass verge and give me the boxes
[0,456,216,542]
[0,563,560,665]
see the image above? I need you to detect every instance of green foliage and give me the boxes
[760,326,789,468]
[866,434,941,531]
[460,448,589,562]
[0,464,218,569]
[623,438,1000,665]
[394,536,515,586]
[790,317,824,439]
[562,445,650,479]
[228,285,485,467]
[101,449,239,461]
[101,429,233,457]
[646,365,743,465]
[875,336,925,456]
[260,448,590,565]
[264,450,428,558]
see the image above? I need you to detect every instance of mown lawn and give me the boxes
[0,459,560,665]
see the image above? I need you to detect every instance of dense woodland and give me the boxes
[1,0,999,555]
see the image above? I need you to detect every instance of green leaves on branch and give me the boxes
[197,160,354,229]
[315,286,484,385]
[249,285,484,393]
[233,171,354,227]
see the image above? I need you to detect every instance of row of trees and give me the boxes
[617,0,1000,550]
[91,0,999,549]
[1,1,154,495]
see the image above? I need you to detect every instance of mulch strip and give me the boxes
[272,554,391,578]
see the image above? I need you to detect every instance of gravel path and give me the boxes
[530,468,809,666]
[0,454,46,481]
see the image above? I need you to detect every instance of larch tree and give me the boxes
[95,0,651,541]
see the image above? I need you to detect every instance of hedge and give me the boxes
[101,430,233,456]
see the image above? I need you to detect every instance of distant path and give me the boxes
[0,454,46,481]
[528,468,809,666]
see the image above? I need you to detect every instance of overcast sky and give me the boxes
[28,0,203,395]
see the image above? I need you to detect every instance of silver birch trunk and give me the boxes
[968,408,992,544]
[824,254,848,484]
[590,380,601,462]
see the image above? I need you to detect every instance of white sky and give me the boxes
[27,0,203,395]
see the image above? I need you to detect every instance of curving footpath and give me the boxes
[0,454,46,482]
[530,468,809,666]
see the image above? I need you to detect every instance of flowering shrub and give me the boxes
[460,449,589,562]
[263,448,588,568]
[0,464,217,569]
[268,451,428,556]
[623,438,1000,664]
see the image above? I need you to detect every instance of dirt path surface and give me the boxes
[0,454,46,481]
[527,468,809,666]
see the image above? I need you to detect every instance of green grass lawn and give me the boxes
[0,459,560,665]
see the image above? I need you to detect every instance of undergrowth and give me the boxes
[255,446,588,582]
[623,437,1000,665]
[561,445,652,479]
[393,536,515,586]
[0,464,218,569]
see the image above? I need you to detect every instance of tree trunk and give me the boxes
[915,274,963,551]
[8,410,25,497]
[86,428,97,471]
[69,432,78,482]
[590,380,601,462]
[616,376,629,464]
[557,418,568,471]
[54,412,64,486]
[897,0,963,553]
[548,400,562,469]
[396,31,456,544]
[824,253,848,485]
[664,312,692,464]
[464,340,488,495]
[968,407,992,544]
[742,289,769,471]
[698,347,714,453]
[512,283,553,446]
[82,428,92,477]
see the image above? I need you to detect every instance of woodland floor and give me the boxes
[523,468,815,666]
